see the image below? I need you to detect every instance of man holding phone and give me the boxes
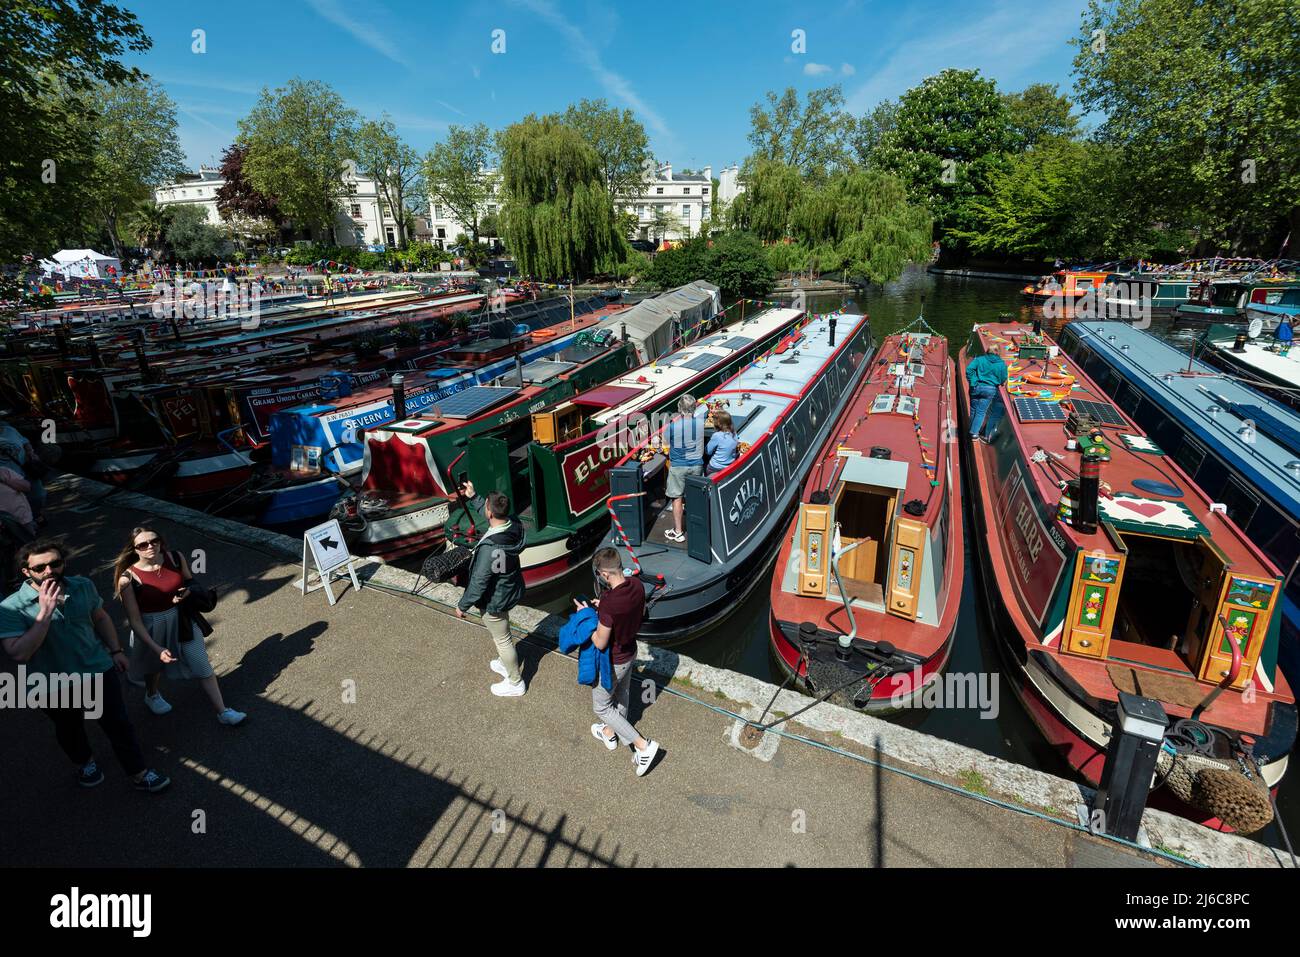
[0,540,170,792]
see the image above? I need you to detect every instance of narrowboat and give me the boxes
[1174,277,1300,325]
[1021,269,1114,304]
[1198,323,1300,408]
[334,331,636,559]
[1057,320,1300,691]
[769,322,963,711]
[959,321,1294,829]
[440,303,806,587]
[598,310,875,645]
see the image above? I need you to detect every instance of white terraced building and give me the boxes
[154,161,431,248]
[428,161,718,248]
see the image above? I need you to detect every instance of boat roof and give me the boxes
[586,307,805,424]
[972,322,1278,576]
[1068,322,1300,510]
[1203,323,1300,388]
[801,330,953,519]
[701,311,870,472]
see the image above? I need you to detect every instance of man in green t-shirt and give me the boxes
[0,539,170,792]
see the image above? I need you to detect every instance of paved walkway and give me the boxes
[0,479,1172,867]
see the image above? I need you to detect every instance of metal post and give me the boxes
[391,372,406,419]
[1089,693,1168,842]
[831,538,864,655]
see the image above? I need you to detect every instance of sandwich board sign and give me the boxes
[299,518,361,606]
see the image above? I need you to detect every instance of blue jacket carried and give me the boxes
[557,606,613,691]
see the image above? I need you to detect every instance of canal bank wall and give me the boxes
[9,473,1291,868]
[928,266,1041,282]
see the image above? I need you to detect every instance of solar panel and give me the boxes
[520,359,576,381]
[433,385,520,419]
[680,353,720,372]
[1069,398,1128,427]
[871,394,896,414]
[909,363,926,377]
[696,335,725,347]
[719,336,754,350]
[1014,397,1066,422]
[897,396,919,417]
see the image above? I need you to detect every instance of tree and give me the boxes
[83,78,185,259]
[423,123,495,243]
[849,99,899,167]
[125,200,171,251]
[215,144,281,222]
[728,159,807,240]
[1003,83,1079,150]
[705,230,775,298]
[649,208,682,244]
[561,98,650,201]
[165,204,225,261]
[1,0,150,264]
[873,69,1015,244]
[1074,0,1300,253]
[238,78,359,242]
[789,169,933,284]
[355,117,423,248]
[478,210,501,240]
[497,114,622,280]
[746,86,852,179]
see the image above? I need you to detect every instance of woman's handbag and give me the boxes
[173,551,217,640]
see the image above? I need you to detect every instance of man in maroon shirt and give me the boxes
[575,548,660,776]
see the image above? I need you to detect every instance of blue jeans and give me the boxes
[969,386,1003,439]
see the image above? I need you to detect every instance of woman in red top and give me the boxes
[114,525,245,725]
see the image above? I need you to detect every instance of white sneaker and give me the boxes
[633,740,661,777]
[217,708,247,726]
[591,723,618,751]
[490,677,526,697]
[490,659,508,678]
[144,692,172,715]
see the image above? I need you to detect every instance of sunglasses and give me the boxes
[27,558,64,574]
[134,538,162,550]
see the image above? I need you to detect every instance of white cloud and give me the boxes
[512,0,673,142]
[841,63,856,76]
[803,62,833,76]
[305,0,415,72]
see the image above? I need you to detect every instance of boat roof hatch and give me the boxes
[839,455,910,491]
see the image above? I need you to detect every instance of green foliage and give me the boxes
[645,232,775,299]
[747,86,852,179]
[1074,0,1300,253]
[498,114,621,280]
[452,233,490,267]
[393,241,453,271]
[355,116,422,248]
[728,159,806,240]
[164,205,226,262]
[238,78,359,239]
[1003,83,1079,150]
[284,243,385,269]
[561,99,649,201]
[765,241,808,275]
[849,100,899,167]
[1,0,150,263]
[423,123,495,241]
[873,69,1015,243]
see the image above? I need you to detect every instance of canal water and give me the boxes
[521,265,1298,853]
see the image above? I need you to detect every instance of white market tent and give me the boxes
[42,249,122,280]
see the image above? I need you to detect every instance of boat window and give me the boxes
[1173,434,1207,477]
[1219,476,1260,529]
[1116,382,1142,417]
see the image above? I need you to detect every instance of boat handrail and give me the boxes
[831,533,865,645]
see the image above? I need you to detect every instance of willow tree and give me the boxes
[791,169,933,284]
[727,159,806,241]
[498,115,621,280]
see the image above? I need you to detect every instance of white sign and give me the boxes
[300,519,361,606]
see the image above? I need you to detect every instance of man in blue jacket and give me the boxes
[966,350,1008,443]
[456,486,528,697]
[574,548,661,776]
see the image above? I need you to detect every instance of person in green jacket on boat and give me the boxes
[966,351,1008,443]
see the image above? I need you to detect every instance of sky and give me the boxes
[123,0,1091,172]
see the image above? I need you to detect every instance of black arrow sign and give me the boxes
[320,536,339,550]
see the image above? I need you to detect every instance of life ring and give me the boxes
[1024,371,1070,387]
[531,328,557,339]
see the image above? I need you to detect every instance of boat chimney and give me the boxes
[132,328,152,383]
[1232,332,1248,353]
[620,321,628,344]
[53,327,69,358]
[515,352,525,387]
[828,314,837,348]
[1032,316,1042,335]
[1076,448,1101,534]
[88,337,104,368]
[391,372,406,419]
